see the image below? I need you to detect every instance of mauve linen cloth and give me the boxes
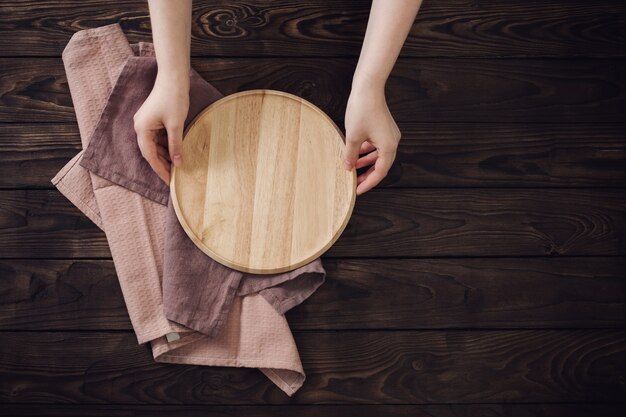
[75,27,326,339]
[50,22,327,396]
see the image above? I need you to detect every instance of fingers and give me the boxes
[156,142,171,161]
[359,141,376,154]
[156,143,172,173]
[355,148,396,196]
[355,148,378,169]
[165,121,184,167]
[136,126,171,185]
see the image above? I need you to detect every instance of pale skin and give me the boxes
[134,0,423,196]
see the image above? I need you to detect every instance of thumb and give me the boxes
[343,132,363,171]
[165,121,184,167]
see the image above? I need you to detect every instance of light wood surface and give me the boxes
[170,89,356,274]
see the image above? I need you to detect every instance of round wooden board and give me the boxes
[171,89,357,274]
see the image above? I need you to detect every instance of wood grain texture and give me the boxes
[3,123,626,189]
[0,190,109,259]
[2,57,626,124]
[1,258,625,331]
[171,90,356,274]
[1,0,625,58]
[4,122,626,189]
[3,404,626,417]
[0,330,624,404]
[2,189,624,259]
[1,0,625,412]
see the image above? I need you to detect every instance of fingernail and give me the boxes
[344,160,352,170]
[172,154,182,166]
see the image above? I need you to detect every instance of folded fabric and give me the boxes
[76,27,326,339]
[51,22,324,396]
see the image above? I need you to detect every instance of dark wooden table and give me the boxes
[1,1,625,415]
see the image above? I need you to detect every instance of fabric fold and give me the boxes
[50,22,324,396]
[75,28,326,338]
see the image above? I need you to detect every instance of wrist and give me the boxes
[351,69,387,95]
[155,66,190,91]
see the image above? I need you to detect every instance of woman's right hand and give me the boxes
[343,79,401,196]
[133,73,190,185]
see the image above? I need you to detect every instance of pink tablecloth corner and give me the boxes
[50,22,322,396]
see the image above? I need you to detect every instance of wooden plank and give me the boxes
[0,125,81,189]
[0,190,109,259]
[1,258,624,331]
[2,58,625,124]
[1,0,625,58]
[0,330,624,403]
[2,404,626,417]
[3,123,626,189]
[1,189,624,258]
[0,260,127,330]
[387,123,626,188]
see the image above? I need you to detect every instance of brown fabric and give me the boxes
[76,25,326,338]
[50,22,321,396]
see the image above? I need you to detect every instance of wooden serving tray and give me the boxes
[170,89,356,274]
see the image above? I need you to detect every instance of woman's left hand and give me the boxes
[342,82,401,196]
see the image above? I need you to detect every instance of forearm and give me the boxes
[352,0,423,92]
[147,0,192,89]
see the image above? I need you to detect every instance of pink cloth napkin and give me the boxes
[50,22,325,396]
[76,31,326,338]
